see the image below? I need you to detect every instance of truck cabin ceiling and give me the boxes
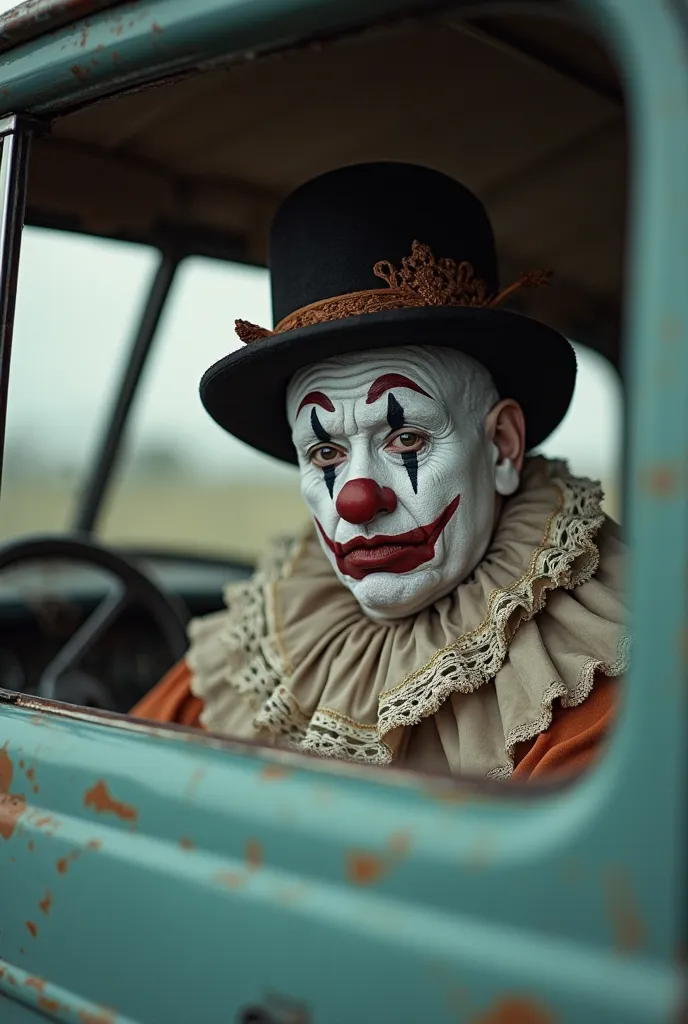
[24,7,626,367]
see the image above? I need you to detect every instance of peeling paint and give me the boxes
[346,832,411,886]
[604,867,646,953]
[0,743,26,840]
[57,849,80,874]
[84,780,138,823]
[346,850,386,886]
[471,995,556,1023]
[78,1008,116,1024]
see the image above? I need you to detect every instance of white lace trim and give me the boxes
[192,463,623,776]
[486,631,632,779]
[376,469,606,738]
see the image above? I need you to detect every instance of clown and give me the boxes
[133,163,628,780]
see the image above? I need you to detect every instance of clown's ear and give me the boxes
[485,399,526,496]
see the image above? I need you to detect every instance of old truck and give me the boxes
[0,0,685,1021]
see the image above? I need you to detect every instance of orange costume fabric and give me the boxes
[131,659,618,781]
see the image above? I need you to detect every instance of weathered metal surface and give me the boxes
[0,0,449,117]
[0,0,685,1021]
[0,698,678,1023]
[0,0,122,56]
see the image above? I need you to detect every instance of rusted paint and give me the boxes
[0,0,122,55]
[471,995,556,1023]
[639,463,681,497]
[25,921,38,937]
[39,995,62,1012]
[78,1008,116,1024]
[259,764,291,781]
[0,743,26,840]
[604,867,646,953]
[179,835,195,850]
[346,850,387,886]
[346,832,411,886]
[84,779,138,823]
[32,814,59,829]
[25,976,45,992]
[245,839,263,870]
[39,889,53,915]
[56,849,80,874]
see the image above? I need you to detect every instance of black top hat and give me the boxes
[200,162,576,462]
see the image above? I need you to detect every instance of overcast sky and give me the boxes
[5,226,622,487]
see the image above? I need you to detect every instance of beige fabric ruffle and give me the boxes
[187,457,629,778]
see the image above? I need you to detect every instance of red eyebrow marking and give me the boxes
[297,391,335,416]
[366,374,433,405]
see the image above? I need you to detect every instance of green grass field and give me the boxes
[0,477,619,563]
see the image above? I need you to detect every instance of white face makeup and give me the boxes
[287,346,511,621]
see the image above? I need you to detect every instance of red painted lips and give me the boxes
[316,494,461,579]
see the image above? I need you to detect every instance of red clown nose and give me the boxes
[336,478,398,525]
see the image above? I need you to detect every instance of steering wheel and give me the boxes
[0,534,190,707]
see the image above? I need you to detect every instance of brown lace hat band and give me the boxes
[235,240,551,345]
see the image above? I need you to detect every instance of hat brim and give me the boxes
[200,306,576,464]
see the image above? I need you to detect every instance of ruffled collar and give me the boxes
[187,457,629,777]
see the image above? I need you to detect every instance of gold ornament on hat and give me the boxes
[234,240,551,345]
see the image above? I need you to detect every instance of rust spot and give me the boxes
[151,20,162,32]
[215,871,245,889]
[26,976,45,992]
[639,464,680,498]
[78,1009,116,1024]
[86,839,102,850]
[259,764,291,781]
[80,25,88,47]
[471,996,556,1024]
[0,793,27,839]
[32,785,39,794]
[25,921,38,937]
[39,889,53,915]
[70,64,88,81]
[18,759,24,769]
[245,839,263,870]
[0,744,26,840]
[346,851,387,886]
[179,836,195,850]
[604,867,645,953]
[56,850,80,874]
[25,767,35,782]
[84,780,138,823]
[39,996,61,1013]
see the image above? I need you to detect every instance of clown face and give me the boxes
[287,346,513,620]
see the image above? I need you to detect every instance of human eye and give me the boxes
[384,430,428,454]
[308,443,348,468]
